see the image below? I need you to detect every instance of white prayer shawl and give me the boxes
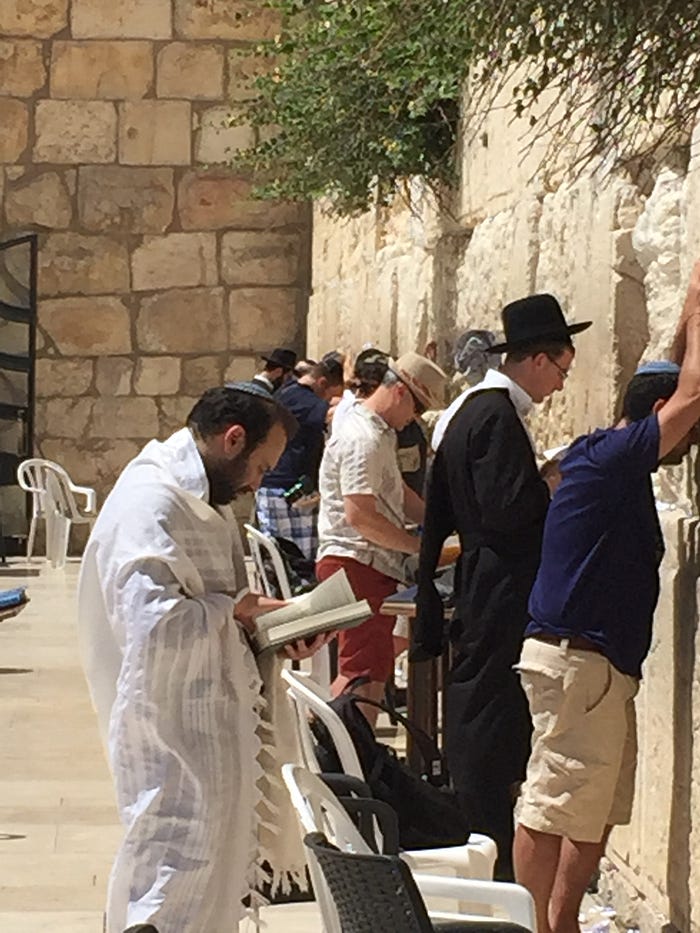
[431,368,535,451]
[77,428,303,933]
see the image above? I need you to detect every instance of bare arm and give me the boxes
[658,261,700,458]
[344,494,420,554]
[403,482,425,524]
[233,592,287,634]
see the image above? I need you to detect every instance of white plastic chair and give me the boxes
[17,459,96,568]
[283,764,535,932]
[281,668,498,882]
[246,524,331,688]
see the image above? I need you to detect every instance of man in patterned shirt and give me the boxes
[316,352,446,722]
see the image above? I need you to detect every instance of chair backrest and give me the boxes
[304,831,433,933]
[43,465,85,522]
[244,523,293,599]
[17,458,63,514]
[281,668,364,780]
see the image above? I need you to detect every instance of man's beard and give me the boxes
[204,452,251,506]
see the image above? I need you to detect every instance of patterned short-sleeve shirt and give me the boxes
[317,403,407,581]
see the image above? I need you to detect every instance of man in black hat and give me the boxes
[412,293,591,879]
[252,347,298,394]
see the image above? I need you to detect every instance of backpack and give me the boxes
[261,535,317,597]
[311,688,471,851]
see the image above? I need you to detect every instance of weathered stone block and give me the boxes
[78,166,174,233]
[194,107,253,165]
[137,287,226,353]
[174,1,280,40]
[224,355,257,382]
[72,0,171,39]
[159,396,199,435]
[134,356,181,395]
[51,41,153,100]
[228,287,298,349]
[40,296,132,355]
[0,0,68,38]
[178,171,305,230]
[157,43,223,100]
[35,358,93,397]
[131,233,217,291]
[95,357,133,395]
[40,234,130,297]
[221,232,301,286]
[0,99,28,163]
[119,100,191,166]
[41,437,139,490]
[0,41,46,96]
[91,397,159,438]
[36,397,94,439]
[5,172,72,228]
[34,101,116,164]
[181,355,222,394]
[227,49,271,102]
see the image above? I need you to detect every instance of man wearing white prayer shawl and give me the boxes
[78,384,328,933]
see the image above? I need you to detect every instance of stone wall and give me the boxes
[0,0,311,521]
[309,102,700,929]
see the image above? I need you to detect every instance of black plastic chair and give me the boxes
[304,832,533,933]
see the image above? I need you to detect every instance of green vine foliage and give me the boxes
[231,0,700,215]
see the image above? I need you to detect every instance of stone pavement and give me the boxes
[0,559,321,933]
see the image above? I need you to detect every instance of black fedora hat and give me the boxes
[488,294,591,354]
[262,347,297,370]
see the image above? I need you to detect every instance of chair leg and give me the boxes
[26,514,37,561]
[54,517,71,570]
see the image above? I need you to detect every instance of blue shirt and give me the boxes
[262,380,328,489]
[526,415,662,677]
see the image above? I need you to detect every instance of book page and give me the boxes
[255,569,355,633]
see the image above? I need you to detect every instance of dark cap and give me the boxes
[489,294,591,353]
[262,347,297,371]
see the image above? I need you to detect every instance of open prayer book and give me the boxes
[252,569,371,655]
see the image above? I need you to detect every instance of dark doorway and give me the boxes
[0,234,37,561]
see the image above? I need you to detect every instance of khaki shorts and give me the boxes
[516,636,639,843]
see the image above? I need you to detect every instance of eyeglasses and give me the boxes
[408,388,426,416]
[547,355,570,381]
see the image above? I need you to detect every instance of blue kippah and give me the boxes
[635,360,681,376]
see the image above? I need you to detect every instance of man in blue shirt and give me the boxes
[513,261,700,933]
[255,358,343,559]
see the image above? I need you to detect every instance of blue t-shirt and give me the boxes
[526,415,662,677]
[262,380,328,489]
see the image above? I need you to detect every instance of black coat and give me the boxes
[412,387,550,872]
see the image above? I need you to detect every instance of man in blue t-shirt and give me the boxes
[513,261,700,933]
[255,358,343,559]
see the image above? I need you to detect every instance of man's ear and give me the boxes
[222,423,246,456]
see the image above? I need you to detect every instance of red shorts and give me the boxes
[316,555,398,683]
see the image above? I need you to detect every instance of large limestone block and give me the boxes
[174,1,279,40]
[119,100,191,166]
[91,397,159,438]
[181,355,222,394]
[131,233,217,290]
[0,41,46,96]
[50,41,153,100]
[159,395,199,435]
[194,107,254,165]
[41,436,139,490]
[221,231,301,286]
[0,0,68,38]
[35,358,93,397]
[136,287,226,353]
[4,172,72,228]
[40,296,132,355]
[228,287,298,349]
[227,49,271,102]
[178,171,305,230]
[72,0,171,39]
[40,234,130,297]
[0,99,28,163]
[78,166,174,233]
[95,357,133,395]
[34,101,117,164]
[224,354,257,381]
[36,397,94,439]
[134,356,181,395]
[157,43,223,100]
